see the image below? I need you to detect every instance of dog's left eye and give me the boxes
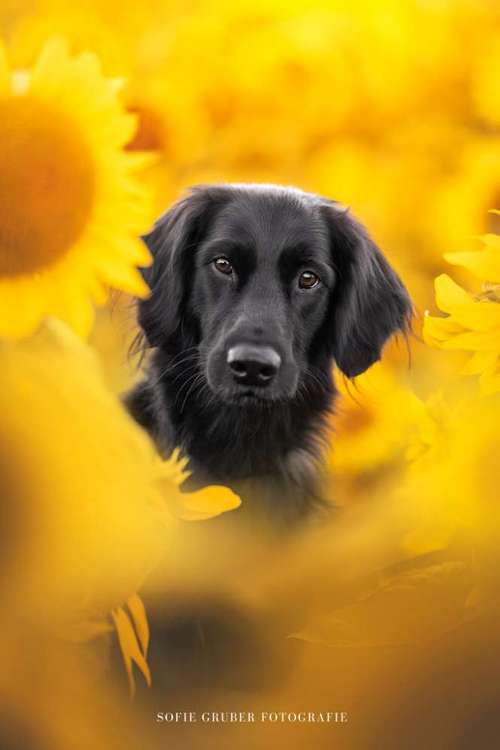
[213,257,233,275]
[298,270,320,289]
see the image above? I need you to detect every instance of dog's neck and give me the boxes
[128,347,336,521]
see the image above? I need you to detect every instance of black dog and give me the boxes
[126,183,412,523]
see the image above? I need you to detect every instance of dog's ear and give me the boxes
[321,203,412,377]
[138,185,228,348]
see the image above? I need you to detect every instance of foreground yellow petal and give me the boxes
[0,319,169,626]
[111,605,151,697]
[174,485,242,521]
[152,451,241,520]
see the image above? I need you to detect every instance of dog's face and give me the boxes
[139,184,411,406]
[192,193,335,403]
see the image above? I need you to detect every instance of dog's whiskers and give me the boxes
[174,369,202,404]
[148,350,200,388]
[177,372,207,413]
[157,348,199,376]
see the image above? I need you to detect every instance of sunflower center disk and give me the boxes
[0,97,95,277]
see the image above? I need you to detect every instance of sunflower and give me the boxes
[424,275,500,395]
[0,37,153,339]
[327,361,425,479]
[428,141,500,256]
[402,394,500,555]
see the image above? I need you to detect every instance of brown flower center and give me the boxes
[338,405,375,436]
[0,96,95,277]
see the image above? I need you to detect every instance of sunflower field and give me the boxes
[1,2,499,748]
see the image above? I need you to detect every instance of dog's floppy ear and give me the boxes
[321,203,412,377]
[138,185,228,348]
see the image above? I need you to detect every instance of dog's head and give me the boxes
[138,184,412,405]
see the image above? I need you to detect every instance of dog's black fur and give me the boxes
[126,183,412,523]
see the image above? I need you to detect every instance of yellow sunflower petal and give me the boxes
[479,365,500,395]
[461,350,497,376]
[50,285,96,339]
[176,485,242,521]
[30,36,70,91]
[0,278,44,338]
[125,150,160,172]
[434,274,471,312]
[126,594,150,658]
[441,330,499,352]
[111,606,151,697]
[445,247,500,283]
[96,260,151,299]
[422,313,465,347]
[155,450,191,487]
[451,301,500,331]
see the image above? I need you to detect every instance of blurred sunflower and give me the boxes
[0,37,153,339]
[0,319,241,623]
[327,361,425,479]
[402,394,500,556]
[0,318,240,695]
[0,318,168,625]
[429,141,500,255]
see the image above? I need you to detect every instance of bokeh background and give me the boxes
[1,1,499,748]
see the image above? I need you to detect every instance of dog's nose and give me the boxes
[227,345,281,387]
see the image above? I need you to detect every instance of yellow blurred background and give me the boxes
[1,1,499,748]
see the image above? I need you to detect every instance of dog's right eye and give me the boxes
[213,257,233,275]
